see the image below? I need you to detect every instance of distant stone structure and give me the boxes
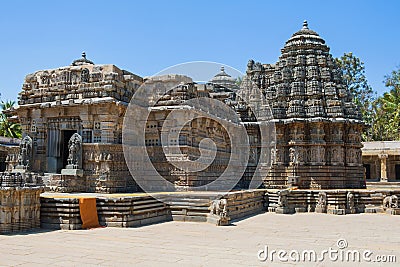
[245,21,365,189]
[362,141,400,182]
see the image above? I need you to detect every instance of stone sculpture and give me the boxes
[17,136,32,170]
[67,133,82,167]
[315,192,327,213]
[347,192,355,210]
[346,192,356,214]
[278,190,288,208]
[383,195,398,209]
[209,198,228,218]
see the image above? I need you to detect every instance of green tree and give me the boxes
[0,100,22,138]
[336,52,376,140]
[374,67,400,140]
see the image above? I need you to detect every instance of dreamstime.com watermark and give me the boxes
[257,239,397,263]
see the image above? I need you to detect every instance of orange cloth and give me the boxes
[79,198,100,229]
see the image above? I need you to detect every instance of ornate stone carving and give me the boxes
[209,198,228,218]
[81,68,90,83]
[67,133,82,167]
[277,190,289,208]
[17,136,32,169]
[346,192,356,213]
[289,147,297,166]
[315,192,327,213]
[383,195,398,209]
[271,148,276,164]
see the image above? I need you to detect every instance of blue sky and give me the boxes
[0,0,399,102]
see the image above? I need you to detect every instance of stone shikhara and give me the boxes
[246,21,364,189]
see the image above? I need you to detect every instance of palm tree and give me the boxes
[0,100,22,138]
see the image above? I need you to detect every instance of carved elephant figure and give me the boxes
[209,199,228,218]
[383,195,398,209]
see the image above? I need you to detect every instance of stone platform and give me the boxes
[39,187,400,231]
[40,190,267,229]
[266,188,400,215]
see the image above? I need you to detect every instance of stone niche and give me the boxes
[246,21,365,189]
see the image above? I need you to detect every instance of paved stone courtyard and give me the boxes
[0,213,399,266]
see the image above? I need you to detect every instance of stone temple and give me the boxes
[245,21,365,189]
[4,21,365,193]
[9,53,143,193]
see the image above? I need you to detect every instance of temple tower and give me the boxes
[246,21,365,189]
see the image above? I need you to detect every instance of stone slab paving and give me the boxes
[0,213,399,266]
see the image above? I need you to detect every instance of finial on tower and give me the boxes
[303,20,309,29]
[71,51,94,66]
[221,66,225,72]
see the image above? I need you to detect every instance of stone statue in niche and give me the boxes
[289,147,295,165]
[81,68,90,83]
[346,192,356,213]
[271,148,276,164]
[41,73,50,85]
[17,136,32,169]
[315,192,327,213]
[67,133,82,167]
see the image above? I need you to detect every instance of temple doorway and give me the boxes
[58,130,76,173]
[395,164,400,180]
[363,164,371,180]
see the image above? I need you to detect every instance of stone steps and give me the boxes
[39,190,270,229]
[164,195,214,223]
[40,196,172,230]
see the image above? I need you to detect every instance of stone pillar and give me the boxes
[378,154,388,182]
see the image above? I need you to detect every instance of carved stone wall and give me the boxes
[0,186,44,233]
[10,25,366,192]
[10,57,143,193]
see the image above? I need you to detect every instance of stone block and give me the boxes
[61,169,83,177]
[295,207,307,213]
[315,207,326,213]
[385,208,400,215]
[327,208,346,215]
[275,207,295,214]
[365,206,384,213]
[346,208,357,214]
[207,214,230,226]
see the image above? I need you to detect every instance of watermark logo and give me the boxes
[257,238,397,263]
[122,62,275,202]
